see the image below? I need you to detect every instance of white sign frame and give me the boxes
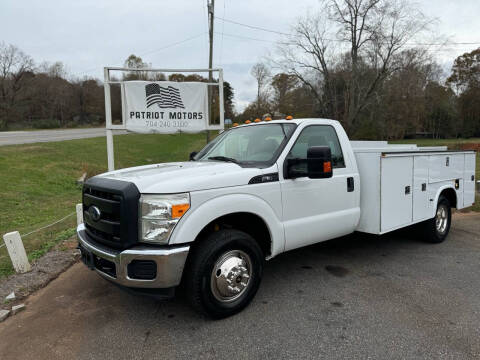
[103,66,225,171]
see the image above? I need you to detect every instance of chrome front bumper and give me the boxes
[76,224,189,288]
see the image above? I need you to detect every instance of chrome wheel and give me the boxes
[435,204,448,234]
[210,250,252,303]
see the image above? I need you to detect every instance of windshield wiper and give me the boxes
[208,156,240,164]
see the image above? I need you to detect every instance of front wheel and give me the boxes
[184,229,264,318]
[423,196,451,243]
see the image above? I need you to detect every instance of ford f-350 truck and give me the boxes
[77,118,476,318]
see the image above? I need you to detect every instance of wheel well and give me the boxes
[195,212,272,258]
[440,188,457,208]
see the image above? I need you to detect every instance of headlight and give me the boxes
[139,193,190,244]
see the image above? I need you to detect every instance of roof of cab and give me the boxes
[234,118,340,127]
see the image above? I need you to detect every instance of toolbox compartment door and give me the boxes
[381,157,413,232]
[413,156,432,222]
[463,153,476,207]
[429,154,464,183]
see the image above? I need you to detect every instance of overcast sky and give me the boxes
[1,0,479,112]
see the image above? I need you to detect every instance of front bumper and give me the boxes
[76,224,189,288]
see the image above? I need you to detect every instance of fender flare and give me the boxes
[432,185,457,217]
[168,193,285,258]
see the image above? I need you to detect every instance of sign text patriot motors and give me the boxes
[123,81,209,133]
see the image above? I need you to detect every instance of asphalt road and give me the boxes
[1,213,480,360]
[0,128,128,146]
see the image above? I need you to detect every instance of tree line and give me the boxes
[240,0,480,140]
[0,42,105,130]
[0,48,234,130]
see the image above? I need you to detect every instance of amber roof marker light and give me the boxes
[232,122,239,127]
[245,120,251,124]
[265,117,272,121]
[254,118,261,123]
[286,115,293,120]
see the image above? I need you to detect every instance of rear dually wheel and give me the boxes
[423,196,451,243]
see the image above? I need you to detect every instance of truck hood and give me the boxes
[99,161,269,193]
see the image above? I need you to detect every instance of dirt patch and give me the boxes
[459,143,480,151]
[0,238,79,310]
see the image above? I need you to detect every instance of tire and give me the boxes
[184,229,264,319]
[423,196,451,243]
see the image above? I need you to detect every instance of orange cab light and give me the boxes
[245,120,252,124]
[254,118,261,123]
[232,122,239,127]
[323,161,332,173]
[172,203,190,218]
[286,115,293,120]
[265,117,272,121]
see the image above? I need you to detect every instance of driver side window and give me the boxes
[287,125,345,168]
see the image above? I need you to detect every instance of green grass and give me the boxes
[0,133,207,277]
[27,228,76,262]
[391,138,480,212]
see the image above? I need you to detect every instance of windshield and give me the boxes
[195,123,297,167]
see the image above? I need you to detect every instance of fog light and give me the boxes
[127,260,157,280]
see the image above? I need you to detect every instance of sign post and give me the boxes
[103,67,225,171]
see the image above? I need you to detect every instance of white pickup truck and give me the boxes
[77,118,476,318]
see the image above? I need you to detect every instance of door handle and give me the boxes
[347,177,354,192]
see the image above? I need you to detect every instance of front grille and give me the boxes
[82,177,140,250]
[85,223,120,243]
[87,188,121,202]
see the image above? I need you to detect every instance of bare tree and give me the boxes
[250,62,271,114]
[38,61,68,79]
[123,54,151,80]
[0,42,34,129]
[276,0,431,133]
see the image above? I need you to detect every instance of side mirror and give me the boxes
[307,146,332,179]
[189,151,198,161]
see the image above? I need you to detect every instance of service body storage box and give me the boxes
[351,141,476,235]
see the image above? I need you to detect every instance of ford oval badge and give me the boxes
[89,205,101,222]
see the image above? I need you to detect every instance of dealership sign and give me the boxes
[123,81,209,133]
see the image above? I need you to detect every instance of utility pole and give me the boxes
[207,0,215,143]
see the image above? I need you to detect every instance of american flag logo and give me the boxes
[145,83,185,109]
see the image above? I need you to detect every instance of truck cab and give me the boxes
[77,118,475,318]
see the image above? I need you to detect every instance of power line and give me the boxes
[215,16,480,47]
[215,32,476,57]
[138,33,206,57]
[214,31,291,45]
[403,41,480,46]
[76,33,206,76]
[216,16,290,36]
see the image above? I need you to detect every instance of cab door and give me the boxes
[279,124,359,251]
